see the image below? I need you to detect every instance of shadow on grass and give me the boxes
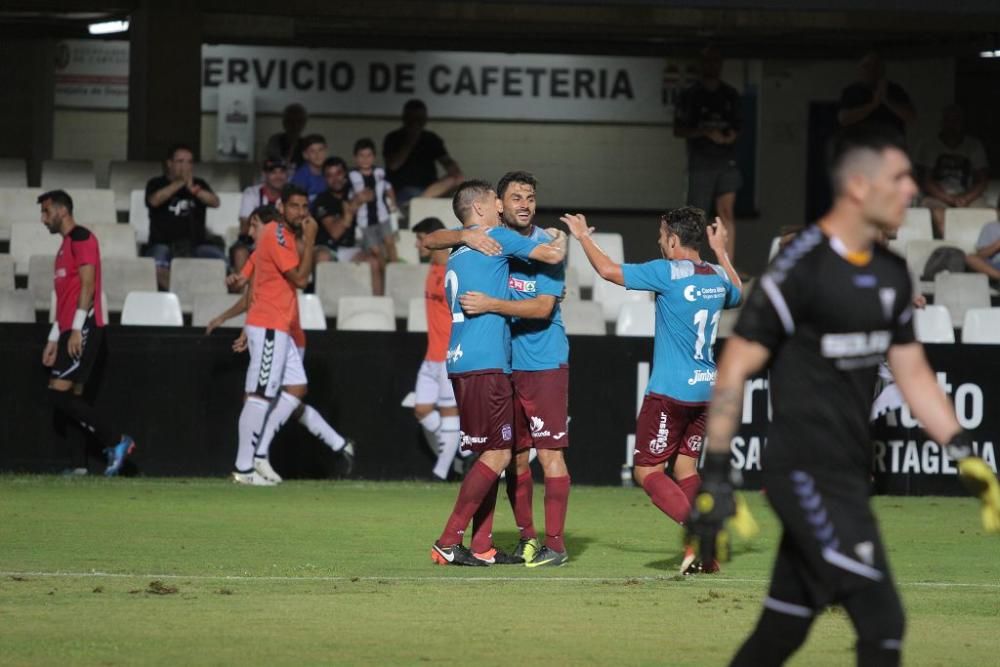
[644,541,765,571]
[491,531,595,559]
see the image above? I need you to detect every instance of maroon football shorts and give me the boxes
[633,391,707,467]
[449,371,515,454]
[511,367,569,452]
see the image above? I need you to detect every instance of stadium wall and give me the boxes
[1,324,992,495]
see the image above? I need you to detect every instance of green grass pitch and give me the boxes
[1,476,998,666]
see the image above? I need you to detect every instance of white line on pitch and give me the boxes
[1,571,998,589]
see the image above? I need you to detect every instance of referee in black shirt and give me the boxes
[689,126,1000,666]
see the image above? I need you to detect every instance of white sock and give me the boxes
[432,415,462,479]
[419,410,442,453]
[298,404,346,451]
[236,396,269,472]
[254,392,301,459]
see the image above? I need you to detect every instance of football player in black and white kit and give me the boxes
[689,126,1000,667]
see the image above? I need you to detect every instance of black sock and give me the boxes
[730,608,813,667]
[49,389,115,450]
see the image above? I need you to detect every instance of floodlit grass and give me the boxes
[1,476,997,666]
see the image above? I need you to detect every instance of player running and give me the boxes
[409,217,466,481]
[563,206,741,573]
[232,184,318,485]
[689,126,1000,666]
[39,190,135,476]
[454,171,571,567]
[210,205,355,484]
[428,179,567,566]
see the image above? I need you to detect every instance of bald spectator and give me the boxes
[838,52,916,136]
[383,99,463,206]
[265,103,308,169]
[917,105,990,238]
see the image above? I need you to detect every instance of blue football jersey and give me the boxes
[622,259,741,402]
[446,226,540,375]
[509,226,568,371]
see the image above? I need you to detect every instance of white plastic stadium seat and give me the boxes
[90,223,137,258]
[314,262,373,317]
[168,257,227,313]
[198,162,243,193]
[943,208,996,253]
[385,263,429,318]
[205,191,242,240]
[10,222,60,275]
[961,308,1000,344]
[933,272,990,328]
[563,265,581,301]
[395,230,421,264]
[913,305,955,343]
[109,160,161,213]
[0,290,34,323]
[560,300,606,336]
[0,159,27,187]
[49,289,108,325]
[569,233,624,290]
[337,296,396,331]
[298,294,327,330]
[128,188,152,244]
[615,300,655,337]
[904,240,950,295]
[409,197,460,229]
[592,278,651,322]
[897,208,933,243]
[65,189,116,225]
[103,257,157,311]
[28,254,55,309]
[120,291,183,326]
[0,187,43,242]
[41,159,96,190]
[0,255,14,291]
[406,297,428,332]
[192,293,245,328]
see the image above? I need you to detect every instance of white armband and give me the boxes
[72,309,87,331]
[48,321,60,342]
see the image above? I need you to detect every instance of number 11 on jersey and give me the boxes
[693,308,721,361]
[445,270,465,323]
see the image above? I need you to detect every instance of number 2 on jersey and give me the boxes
[693,309,721,361]
[445,270,465,323]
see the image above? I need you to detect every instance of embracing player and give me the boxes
[428,179,566,566]
[563,206,741,573]
[39,190,135,476]
[689,126,1000,665]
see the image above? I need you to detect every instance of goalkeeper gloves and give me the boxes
[685,452,758,564]
[948,431,1000,534]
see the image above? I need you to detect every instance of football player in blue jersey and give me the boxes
[563,207,741,572]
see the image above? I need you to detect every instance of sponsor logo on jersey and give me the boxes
[820,331,891,358]
[502,423,513,441]
[462,433,488,447]
[686,434,703,453]
[446,344,463,364]
[879,287,897,321]
[688,369,717,386]
[530,416,549,437]
[852,274,877,288]
[55,268,67,278]
[509,277,537,293]
[649,411,669,455]
[683,284,727,302]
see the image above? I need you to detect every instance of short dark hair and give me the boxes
[301,134,326,151]
[322,156,348,173]
[828,125,908,195]
[452,179,494,223]
[281,183,308,203]
[412,217,446,235]
[496,171,538,198]
[660,206,706,249]
[353,138,376,155]
[37,189,73,214]
[166,142,194,160]
[250,204,281,224]
[403,99,427,114]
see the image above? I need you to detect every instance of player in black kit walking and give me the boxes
[688,126,1000,666]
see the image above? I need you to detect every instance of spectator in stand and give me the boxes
[674,45,742,260]
[290,134,328,201]
[383,99,463,206]
[145,143,223,290]
[838,51,916,137]
[965,202,1000,286]
[917,104,990,238]
[231,158,287,277]
[350,137,398,265]
[264,103,308,169]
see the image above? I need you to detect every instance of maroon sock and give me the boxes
[506,469,537,539]
[543,475,571,552]
[677,474,701,511]
[641,470,691,525]
[438,461,499,546]
[470,477,500,554]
